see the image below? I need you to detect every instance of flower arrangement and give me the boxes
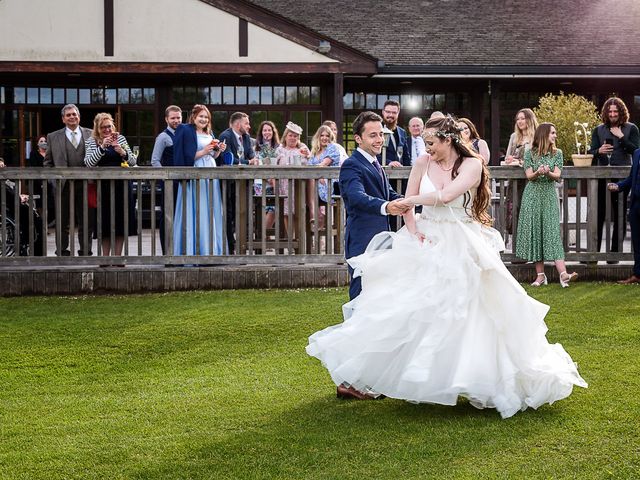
[573,121,590,155]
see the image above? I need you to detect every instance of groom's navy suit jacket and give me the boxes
[617,148,640,206]
[339,150,401,297]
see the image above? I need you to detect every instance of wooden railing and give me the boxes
[0,166,633,266]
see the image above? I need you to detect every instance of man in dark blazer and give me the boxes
[43,104,93,256]
[378,99,412,168]
[217,112,257,253]
[608,148,640,283]
[340,111,409,301]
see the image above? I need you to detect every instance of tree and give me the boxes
[534,93,600,163]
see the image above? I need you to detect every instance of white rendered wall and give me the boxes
[0,0,337,63]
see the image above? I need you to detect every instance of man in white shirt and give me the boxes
[407,116,427,165]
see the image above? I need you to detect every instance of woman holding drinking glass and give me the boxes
[172,104,227,256]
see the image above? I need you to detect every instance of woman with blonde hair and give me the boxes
[307,115,586,418]
[505,108,538,166]
[516,123,578,287]
[308,125,341,227]
[84,112,136,258]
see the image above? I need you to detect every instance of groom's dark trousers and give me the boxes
[339,150,401,300]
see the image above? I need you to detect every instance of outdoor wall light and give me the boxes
[317,40,331,54]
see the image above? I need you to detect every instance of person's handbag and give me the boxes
[87,182,97,209]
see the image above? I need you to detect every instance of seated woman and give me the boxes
[84,113,136,258]
[172,104,227,256]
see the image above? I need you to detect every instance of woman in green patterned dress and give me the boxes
[516,123,578,287]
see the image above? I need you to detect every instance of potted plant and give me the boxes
[534,92,600,166]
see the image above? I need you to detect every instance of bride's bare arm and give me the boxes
[402,155,428,234]
[402,157,482,206]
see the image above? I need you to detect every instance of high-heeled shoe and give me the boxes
[559,271,578,288]
[531,273,548,286]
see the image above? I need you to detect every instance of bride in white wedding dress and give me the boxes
[306,116,587,419]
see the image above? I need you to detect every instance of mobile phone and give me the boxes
[604,138,614,145]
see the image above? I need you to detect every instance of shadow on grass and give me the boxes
[132,392,561,479]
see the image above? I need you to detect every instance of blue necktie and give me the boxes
[372,159,385,183]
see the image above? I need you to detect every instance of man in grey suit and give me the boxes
[44,104,94,256]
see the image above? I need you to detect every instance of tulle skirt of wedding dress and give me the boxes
[306,207,587,419]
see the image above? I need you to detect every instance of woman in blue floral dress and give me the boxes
[515,123,578,287]
[308,125,341,228]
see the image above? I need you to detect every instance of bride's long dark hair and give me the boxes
[423,116,493,226]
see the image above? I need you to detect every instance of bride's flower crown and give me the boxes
[425,115,462,143]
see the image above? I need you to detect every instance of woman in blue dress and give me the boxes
[308,125,341,228]
[172,104,227,256]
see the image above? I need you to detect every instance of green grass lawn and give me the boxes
[1,284,639,479]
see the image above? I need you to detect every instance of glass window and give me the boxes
[139,110,154,136]
[78,89,91,104]
[105,88,117,104]
[235,86,247,104]
[290,111,305,134]
[273,86,285,105]
[183,87,196,105]
[423,94,434,110]
[343,93,353,109]
[223,86,234,105]
[66,88,78,104]
[377,94,388,110]
[14,87,26,103]
[268,111,284,134]
[434,94,445,110]
[212,111,227,135]
[311,86,321,105]
[388,94,400,103]
[0,137,20,165]
[122,110,137,134]
[307,111,322,138]
[27,87,39,104]
[171,87,183,104]
[248,87,259,105]
[143,88,155,104]
[40,87,53,104]
[130,88,143,104]
[366,93,377,109]
[196,87,209,104]
[211,86,222,105]
[353,92,365,109]
[90,88,103,104]
[0,109,19,135]
[298,86,310,104]
[118,88,130,104]
[53,88,65,104]
[250,111,267,134]
[286,86,297,105]
[635,95,640,112]
[0,87,4,104]
[260,86,272,105]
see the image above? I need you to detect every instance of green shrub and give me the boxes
[534,92,600,163]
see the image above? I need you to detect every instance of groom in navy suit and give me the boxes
[608,147,640,283]
[339,111,409,300]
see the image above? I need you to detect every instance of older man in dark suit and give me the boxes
[44,104,94,256]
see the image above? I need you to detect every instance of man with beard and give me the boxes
[589,97,640,260]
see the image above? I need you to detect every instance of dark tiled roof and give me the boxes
[247,0,640,69]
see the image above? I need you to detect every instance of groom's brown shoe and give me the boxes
[336,384,382,400]
[617,275,640,285]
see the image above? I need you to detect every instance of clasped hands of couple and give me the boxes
[386,196,427,243]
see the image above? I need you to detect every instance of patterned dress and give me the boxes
[308,143,340,203]
[515,148,565,261]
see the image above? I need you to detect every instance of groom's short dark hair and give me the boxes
[352,111,383,137]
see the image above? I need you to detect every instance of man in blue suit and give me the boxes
[340,111,409,300]
[378,99,412,168]
[608,147,640,283]
[217,112,257,253]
